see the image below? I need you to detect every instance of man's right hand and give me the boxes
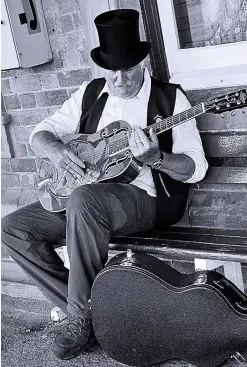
[48,144,86,181]
[31,131,100,184]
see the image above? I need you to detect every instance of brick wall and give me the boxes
[1,0,91,210]
[1,1,246,231]
[1,1,246,290]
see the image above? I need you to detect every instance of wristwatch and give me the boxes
[152,152,164,170]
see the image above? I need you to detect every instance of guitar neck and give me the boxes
[108,103,206,156]
[143,102,205,136]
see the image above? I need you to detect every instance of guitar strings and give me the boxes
[50,104,205,193]
[46,95,243,193]
[108,104,204,153]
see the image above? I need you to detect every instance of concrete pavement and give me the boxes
[1,291,246,367]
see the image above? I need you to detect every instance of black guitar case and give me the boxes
[91,251,247,367]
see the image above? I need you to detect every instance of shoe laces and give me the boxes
[61,315,90,341]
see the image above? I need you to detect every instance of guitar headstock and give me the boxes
[204,89,247,115]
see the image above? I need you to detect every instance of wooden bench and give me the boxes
[109,227,247,292]
[63,88,247,293]
[107,108,247,292]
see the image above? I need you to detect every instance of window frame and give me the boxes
[156,0,247,89]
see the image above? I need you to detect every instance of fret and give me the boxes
[109,103,205,156]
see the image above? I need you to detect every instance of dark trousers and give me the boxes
[2,183,156,318]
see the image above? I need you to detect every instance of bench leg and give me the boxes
[223,262,244,293]
[194,259,244,293]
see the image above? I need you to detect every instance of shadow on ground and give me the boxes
[1,294,245,367]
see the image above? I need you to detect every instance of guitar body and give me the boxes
[38,120,142,212]
[91,252,247,367]
[37,88,247,212]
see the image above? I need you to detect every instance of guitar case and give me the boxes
[91,251,247,367]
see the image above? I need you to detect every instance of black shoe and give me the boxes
[52,314,95,360]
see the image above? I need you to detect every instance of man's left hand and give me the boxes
[128,127,161,166]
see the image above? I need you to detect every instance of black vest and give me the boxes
[78,76,189,229]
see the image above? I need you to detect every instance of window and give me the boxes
[156,0,247,89]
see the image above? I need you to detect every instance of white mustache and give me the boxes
[114,82,132,87]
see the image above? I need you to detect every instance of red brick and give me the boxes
[1,159,12,173]
[1,188,22,205]
[56,14,74,34]
[36,89,68,107]
[45,17,56,34]
[58,68,91,87]
[18,110,39,126]
[73,12,83,30]
[1,174,20,187]
[20,174,38,188]
[9,74,41,93]
[1,79,11,95]
[20,93,36,109]
[3,95,21,110]
[15,144,28,158]
[40,73,60,89]
[14,126,35,143]
[10,158,37,173]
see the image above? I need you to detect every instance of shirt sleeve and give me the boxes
[29,81,89,145]
[172,88,208,183]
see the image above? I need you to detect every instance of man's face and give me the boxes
[103,63,144,99]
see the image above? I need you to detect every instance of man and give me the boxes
[1,9,208,361]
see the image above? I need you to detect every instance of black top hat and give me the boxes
[91,9,151,71]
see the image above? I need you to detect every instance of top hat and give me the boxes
[91,9,151,71]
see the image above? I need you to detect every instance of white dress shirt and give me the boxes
[29,68,208,197]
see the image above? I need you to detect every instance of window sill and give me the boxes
[169,64,247,91]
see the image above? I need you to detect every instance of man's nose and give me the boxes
[115,70,125,85]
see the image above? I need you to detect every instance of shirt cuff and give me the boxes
[29,122,60,146]
[181,151,209,184]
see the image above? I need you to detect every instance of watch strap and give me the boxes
[152,152,164,169]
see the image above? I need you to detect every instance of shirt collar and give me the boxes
[98,67,151,100]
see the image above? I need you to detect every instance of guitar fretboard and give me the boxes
[109,103,205,155]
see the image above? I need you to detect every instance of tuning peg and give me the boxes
[235,91,240,96]
[237,100,241,105]
[231,111,235,116]
[226,102,230,107]
[225,95,230,100]
[221,113,225,118]
[242,109,245,114]
[216,105,220,110]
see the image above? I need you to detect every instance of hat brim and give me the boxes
[90,41,151,71]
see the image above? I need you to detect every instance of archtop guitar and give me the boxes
[37,89,247,212]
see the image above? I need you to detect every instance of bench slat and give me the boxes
[109,242,247,262]
[201,133,247,157]
[110,227,247,262]
[111,231,247,247]
[203,167,247,184]
[207,157,247,167]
